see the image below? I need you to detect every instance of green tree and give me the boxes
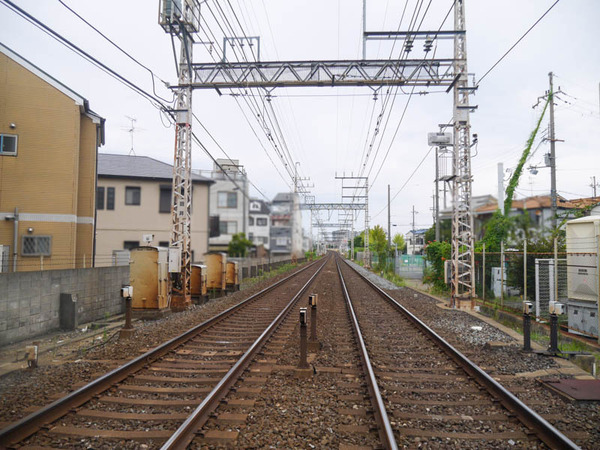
[353,233,364,249]
[369,225,388,255]
[478,210,513,252]
[392,233,405,253]
[424,225,436,244]
[228,232,253,257]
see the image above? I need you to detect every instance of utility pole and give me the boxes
[435,147,440,241]
[387,184,391,247]
[591,176,598,197]
[548,72,558,231]
[362,0,367,59]
[364,178,370,268]
[411,205,418,255]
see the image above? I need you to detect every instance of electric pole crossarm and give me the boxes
[189,59,458,89]
[364,30,465,40]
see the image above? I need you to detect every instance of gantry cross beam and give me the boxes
[187,59,458,89]
[301,203,367,211]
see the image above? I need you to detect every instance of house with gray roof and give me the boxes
[95,153,213,265]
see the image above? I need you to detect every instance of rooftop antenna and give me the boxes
[125,116,137,156]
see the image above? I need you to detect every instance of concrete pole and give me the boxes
[387,184,391,248]
[362,0,367,59]
[554,236,559,305]
[497,163,504,212]
[549,72,558,230]
[500,240,505,309]
[482,242,486,302]
[524,239,528,302]
[435,147,440,241]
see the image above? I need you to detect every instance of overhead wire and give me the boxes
[3,0,273,203]
[55,0,174,104]
[477,0,561,86]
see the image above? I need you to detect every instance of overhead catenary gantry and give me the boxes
[159,0,476,306]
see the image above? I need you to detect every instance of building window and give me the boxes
[22,236,51,256]
[218,191,237,208]
[249,217,255,226]
[123,241,139,250]
[0,134,17,156]
[276,237,288,246]
[250,201,261,211]
[219,221,238,235]
[106,187,115,210]
[159,185,171,213]
[262,237,269,245]
[249,232,254,240]
[96,186,105,210]
[158,241,169,248]
[257,218,268,226]
[125,186,141,205]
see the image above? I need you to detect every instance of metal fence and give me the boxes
[474,247,568,319]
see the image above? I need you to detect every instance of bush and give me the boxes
[423,241,451,292]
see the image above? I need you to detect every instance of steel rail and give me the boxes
[0,257,324,447]
[340,256,580,450]
[335,259,398,450]
[161,256,330,449]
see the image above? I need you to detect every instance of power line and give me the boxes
[55,0,174,103]
[3,0,272,205]
[372,146,435,219]
[477,0,561,86]
[0,0,168,111]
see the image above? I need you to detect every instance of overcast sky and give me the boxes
[1,0,598,241]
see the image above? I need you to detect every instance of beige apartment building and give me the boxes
[96,154,213,265]
[0,43,105,272]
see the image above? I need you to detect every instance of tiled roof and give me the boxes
[98,154,212,183]
[476,195,577,214]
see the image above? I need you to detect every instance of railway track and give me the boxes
[0,252,585,448]
[0,256,328,449]
[336,254,579,449]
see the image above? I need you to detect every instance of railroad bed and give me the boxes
[1,253,598,449]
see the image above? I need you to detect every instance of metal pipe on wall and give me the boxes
[13,207,18,273]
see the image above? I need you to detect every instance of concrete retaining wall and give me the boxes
[0,266,129,346]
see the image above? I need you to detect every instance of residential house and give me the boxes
[248,198,270,251]
[405,229,428,255]
[474,194,580,238]
[0,43,105,272]
[198,159,248,252]
[270,192,303,258]
[95,154,212,264]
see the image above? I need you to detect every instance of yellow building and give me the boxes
[0,43,105,272]
[95,154,213,265]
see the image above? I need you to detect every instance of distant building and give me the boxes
[197,159,248,253]
[270,192,303,257]
[405,229,428,255]
[248,198,270,251]
[96,154,212,264]
[0,43,105,272]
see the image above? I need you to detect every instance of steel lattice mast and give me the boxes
[451,0,476,307]
[160,1,200,310]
